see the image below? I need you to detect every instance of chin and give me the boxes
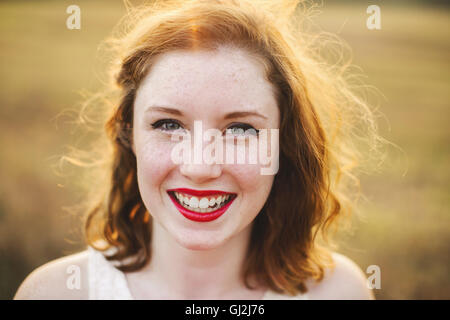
[174,232,227,251]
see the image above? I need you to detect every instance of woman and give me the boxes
[15,0,382,299]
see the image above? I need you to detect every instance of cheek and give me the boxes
[135,136,174,193]
[227,164,274,198]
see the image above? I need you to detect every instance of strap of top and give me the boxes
[87,246,133,300]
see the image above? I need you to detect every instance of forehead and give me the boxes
[135,46,278,115]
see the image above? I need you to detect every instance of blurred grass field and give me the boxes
[0,0,449,299]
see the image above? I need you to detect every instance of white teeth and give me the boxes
[189,197,199,208]
[199,197,209,209]
[172,192,234,213]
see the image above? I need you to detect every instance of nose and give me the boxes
[179,163,222,184]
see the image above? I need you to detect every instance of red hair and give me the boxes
[64,0,387,295]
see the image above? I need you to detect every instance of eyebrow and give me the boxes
[145,105,268,120]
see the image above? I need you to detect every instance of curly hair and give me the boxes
[63,0,387,296]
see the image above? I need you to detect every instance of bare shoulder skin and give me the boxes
[14,250,374,300]
[305,252,375,300]
[14,250,89,300]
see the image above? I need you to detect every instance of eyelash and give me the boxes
[151,119,184,132]
[150,119,259,136]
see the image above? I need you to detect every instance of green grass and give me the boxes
[0,1,449,299]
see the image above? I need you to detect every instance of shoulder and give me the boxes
[305,252,375,300]
[14,249,90,300]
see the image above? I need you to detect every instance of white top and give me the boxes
[87,246,308,300]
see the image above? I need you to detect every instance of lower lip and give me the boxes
[168,192,235,222]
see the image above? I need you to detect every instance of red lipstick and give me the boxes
[167,188,236,222]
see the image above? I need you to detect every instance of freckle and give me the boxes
[229,72,239,83]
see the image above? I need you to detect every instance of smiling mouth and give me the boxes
[167,190,236,213]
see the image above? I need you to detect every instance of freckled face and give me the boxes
[132,45,280,250]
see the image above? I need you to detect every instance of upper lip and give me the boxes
[167,188,235,197]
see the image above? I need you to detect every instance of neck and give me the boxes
[139,221,259,299]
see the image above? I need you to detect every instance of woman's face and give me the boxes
[132,45,280,250]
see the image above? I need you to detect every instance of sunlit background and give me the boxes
[0,0,448,299]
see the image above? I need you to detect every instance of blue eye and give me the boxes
[226,123,259,136]
[151,119,184,132]
[151,120,259,137]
